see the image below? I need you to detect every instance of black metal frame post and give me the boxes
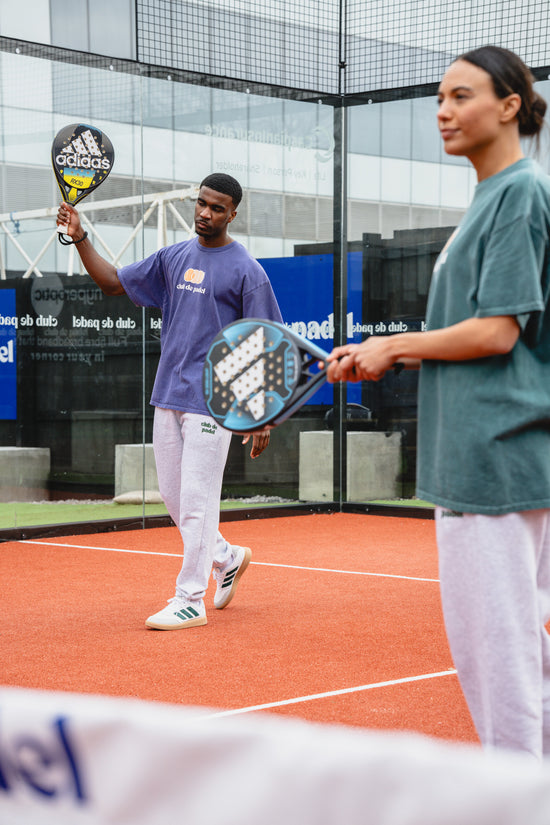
[332,3,348,508]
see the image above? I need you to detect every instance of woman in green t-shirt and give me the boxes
[328,46,550,762]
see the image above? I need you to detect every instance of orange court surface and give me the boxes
[0,512,478,745]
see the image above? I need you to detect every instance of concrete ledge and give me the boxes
[0,447,51,502]
[347,431,402,500]
[299,431,402,502]
[299,431,334,502]
[115,443,159,500]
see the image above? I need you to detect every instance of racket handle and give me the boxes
[57,223,69,234]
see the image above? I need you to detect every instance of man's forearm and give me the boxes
[75,238,125,296]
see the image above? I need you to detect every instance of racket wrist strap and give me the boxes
[58,231,88,246]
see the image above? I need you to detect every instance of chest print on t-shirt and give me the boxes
[176,267,208,296]
[184,268,205,284]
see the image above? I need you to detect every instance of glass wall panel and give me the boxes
[0,43,334,531]
[0,49,150,531]
[345,95,473,505]
[3,33,548,531]
[344,77,550,506]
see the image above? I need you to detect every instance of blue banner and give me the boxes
[0,289,17,419]
[260,252,363,405]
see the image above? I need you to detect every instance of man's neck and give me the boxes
[197,233,233,248]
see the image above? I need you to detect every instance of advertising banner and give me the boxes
[0,289,17,420]
[1,686,550,825]
[261,252,364,405]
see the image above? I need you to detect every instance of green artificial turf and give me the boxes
[367,498,434,507]
[0,496,433,530]
[0,500,169,529]
[0,496,301,529]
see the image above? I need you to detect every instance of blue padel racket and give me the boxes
[52,123,114,244]
[203,319,330,432]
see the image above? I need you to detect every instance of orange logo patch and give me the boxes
[184,268,206,284]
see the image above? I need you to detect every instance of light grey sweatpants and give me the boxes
[153,408,234,602]
[435,507,550,761]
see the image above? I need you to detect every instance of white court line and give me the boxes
[19,539,180,558]
[201,670,457,718]
[18,540,439,583]
[252,561,438,583]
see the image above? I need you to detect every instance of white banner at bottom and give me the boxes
[1,686,550,825]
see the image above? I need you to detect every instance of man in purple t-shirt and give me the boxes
[57,174,282,631]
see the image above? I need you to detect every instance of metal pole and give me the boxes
[332,104,348,508]
[332,0,348,508]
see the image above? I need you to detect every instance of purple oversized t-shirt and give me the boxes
[118,236,282,414]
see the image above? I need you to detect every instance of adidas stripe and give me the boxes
[221,566,238,589]
[175,605,200,620]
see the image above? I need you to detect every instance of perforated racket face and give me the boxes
[203,319,301,431]
[51,123,114,205]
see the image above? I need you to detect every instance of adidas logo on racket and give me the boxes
[202,318,331,432]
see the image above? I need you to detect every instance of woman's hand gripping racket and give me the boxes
[52,123,114,244]
[203,319,340,432]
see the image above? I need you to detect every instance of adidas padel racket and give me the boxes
[52,123,114,243]
[203,318,340,432]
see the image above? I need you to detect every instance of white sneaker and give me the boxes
[213,546,252,609]
[145,597,207,630]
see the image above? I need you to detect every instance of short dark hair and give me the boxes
[457,45,547,137]
[200,173,243,207]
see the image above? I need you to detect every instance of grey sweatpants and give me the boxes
[153,407,234,602]
[435,507,550,761]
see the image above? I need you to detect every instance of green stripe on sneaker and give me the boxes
[176,605,199,620]
[221,566,238,589]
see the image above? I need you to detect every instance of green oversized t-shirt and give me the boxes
[416,158,550,514]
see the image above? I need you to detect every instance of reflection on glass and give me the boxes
[6,35,531,526]
[345,99,472,504]
[0,46,336,530]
